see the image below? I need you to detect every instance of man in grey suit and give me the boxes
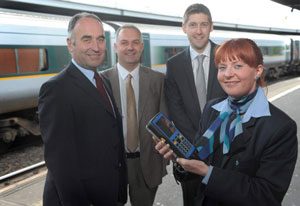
[102,24,167,206]
[165,4,226,206]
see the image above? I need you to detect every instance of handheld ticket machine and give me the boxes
[146,112,198,159]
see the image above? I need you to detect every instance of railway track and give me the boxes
[0,161,46,190]
[0,135,44,189]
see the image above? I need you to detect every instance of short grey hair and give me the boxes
[115,24,143,43]
[68,12,102,38]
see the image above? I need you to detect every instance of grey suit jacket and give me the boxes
[102,65,168,188]
[165,40,226,142]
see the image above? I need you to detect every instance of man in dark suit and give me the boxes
[38,12,127,206]
[164,4,226,206]
[102,24,168,206]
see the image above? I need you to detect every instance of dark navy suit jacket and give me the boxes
[165,41,226,142]
[192,98,298,206]
[38,63,127,206]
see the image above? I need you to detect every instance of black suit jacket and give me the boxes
[193,98,298,206]
[165,41,226,142]
[38,63,127,206]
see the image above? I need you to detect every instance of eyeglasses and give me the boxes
[187,22,211,30]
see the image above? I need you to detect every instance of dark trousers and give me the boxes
[181,178,199,206]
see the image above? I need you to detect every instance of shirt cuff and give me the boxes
[201,165,213,185]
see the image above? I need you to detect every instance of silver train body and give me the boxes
[0,10,299,149]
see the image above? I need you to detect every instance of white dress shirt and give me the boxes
[189,42,211,88]
[117,63,140,151]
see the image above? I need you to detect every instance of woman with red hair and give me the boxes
[156,38,297,206]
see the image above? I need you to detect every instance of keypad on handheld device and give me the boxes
[173,134,194,155]
[146,112,198,159]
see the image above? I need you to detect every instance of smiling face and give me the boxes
[217,58,263,98]
[114,27,144,71]
[67,17,106,71]
[215,38,265,98]
[182,13,213,53]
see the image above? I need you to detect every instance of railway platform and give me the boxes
[0,170,46,206]
[0,77,299,206]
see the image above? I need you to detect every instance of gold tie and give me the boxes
[126,74,139,152]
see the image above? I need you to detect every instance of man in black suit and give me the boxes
[164,4,226,206]
[38,12,127,206]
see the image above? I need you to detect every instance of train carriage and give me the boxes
[0,9,299,152]
[0,9,115,151]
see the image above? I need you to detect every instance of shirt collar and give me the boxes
[71,59,95,82]
[189,41,211,61]
[212,87,271,123]
[117,62,140,80]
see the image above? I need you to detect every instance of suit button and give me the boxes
[114,144,119,149]
[115,163,121,169]
[235,160,239,166]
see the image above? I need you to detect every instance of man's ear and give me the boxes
[210,23,214,32]
[67,38,74,53]
[182,23,187,34]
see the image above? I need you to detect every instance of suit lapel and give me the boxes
[182,49,201,112]
[107,66,122,114]
[206,41,218,101]
[66,63,115,117]
[138,67,149,123]
[220,118,257,168]
[201,105,257,168]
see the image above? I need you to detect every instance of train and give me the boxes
[0,8,300,152]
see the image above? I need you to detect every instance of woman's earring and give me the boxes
[255,76,260,80]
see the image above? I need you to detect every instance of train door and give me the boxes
[141,33,151,68]
[99,31,113,71]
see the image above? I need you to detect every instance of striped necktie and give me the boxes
[196,90,257,159]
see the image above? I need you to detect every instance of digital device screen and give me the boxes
[156,115,175,137]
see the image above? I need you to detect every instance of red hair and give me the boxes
[215,38,266,87]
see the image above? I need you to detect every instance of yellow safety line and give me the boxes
[0,73,57,80]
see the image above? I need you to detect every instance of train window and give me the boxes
[259,46,284,56]
[260,46,269,55]
[0,48,48,75]
[0,49,17,75]
[164,47,185,62]
[151,46,185,66]
[272,46,284,55]
[18,48,48,73]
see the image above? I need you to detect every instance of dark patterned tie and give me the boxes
[94,72,113,112]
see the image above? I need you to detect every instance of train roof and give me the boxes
[108,21,185,35]
[107,21,293,41]
[0,8,115,36]
[211,30,291,45]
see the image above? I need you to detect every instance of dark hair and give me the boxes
[183,3,212,24]
[115,24,143,42]
[215,38,266,87]
[68,12,102,38]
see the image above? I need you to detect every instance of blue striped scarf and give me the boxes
[197,89,257,160]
